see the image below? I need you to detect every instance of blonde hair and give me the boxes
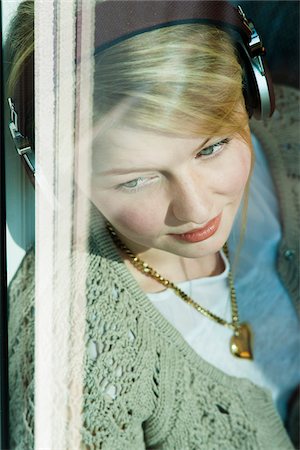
[94,24,249,139]
[6,0,34,97]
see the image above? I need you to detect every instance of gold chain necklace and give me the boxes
[107,223,253,360]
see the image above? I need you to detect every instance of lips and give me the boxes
[169,213,222,243]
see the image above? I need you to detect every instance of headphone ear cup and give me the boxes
[236,42,275,120]
[237,49,256,118]
[261,61,276,118]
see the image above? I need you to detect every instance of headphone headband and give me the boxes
[94,1,252,54]
[91,0,275,119]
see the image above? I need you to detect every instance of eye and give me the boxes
[121,178,141,189]
[117,176,158,192]
[197,138,230,158]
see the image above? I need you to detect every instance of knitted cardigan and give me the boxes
[8,86,299,449]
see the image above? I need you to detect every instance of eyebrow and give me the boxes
[97,137,211,176]
[97,167,157,176]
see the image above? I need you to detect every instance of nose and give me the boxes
[169,174,213,224]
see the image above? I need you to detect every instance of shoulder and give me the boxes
[8,248,35,449]
[250,85,300,315]
[263,85,299,144]
[272,85,300,117]
[249,84,299,177]
[250,85,299,147]
[8,247,35,338]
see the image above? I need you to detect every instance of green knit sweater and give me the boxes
[8,86,299,449]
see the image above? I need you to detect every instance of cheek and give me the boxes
[218,146,252,195]
[113,208,159,236]
[92,193,164,237]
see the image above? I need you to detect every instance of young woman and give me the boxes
[7,1,299,448]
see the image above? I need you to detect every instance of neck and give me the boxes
[123,246,224,293]
[107,224,225,293]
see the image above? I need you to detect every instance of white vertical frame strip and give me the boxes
[52,0,77,447]
[69,0,95,445]
[35,0,56,447]
[35,0,78,448]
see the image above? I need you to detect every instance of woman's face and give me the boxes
[90,124,252,258]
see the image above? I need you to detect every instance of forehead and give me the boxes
[94,125,207,159]
[91,125,215,176]
[101,126,203,148]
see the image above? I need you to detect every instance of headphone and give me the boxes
[92,1,275,120]
[9,1,275,182]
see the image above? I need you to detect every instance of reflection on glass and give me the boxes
[5,1,300,449]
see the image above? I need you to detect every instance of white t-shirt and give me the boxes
[148,134,300,420]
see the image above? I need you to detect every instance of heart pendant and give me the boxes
[230,323,253,360]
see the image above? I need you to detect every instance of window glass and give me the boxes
[2,1,299,449]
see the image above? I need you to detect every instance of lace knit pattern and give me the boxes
[8,250,35,450]
[82,232,294,449]
[8,85,298,449]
